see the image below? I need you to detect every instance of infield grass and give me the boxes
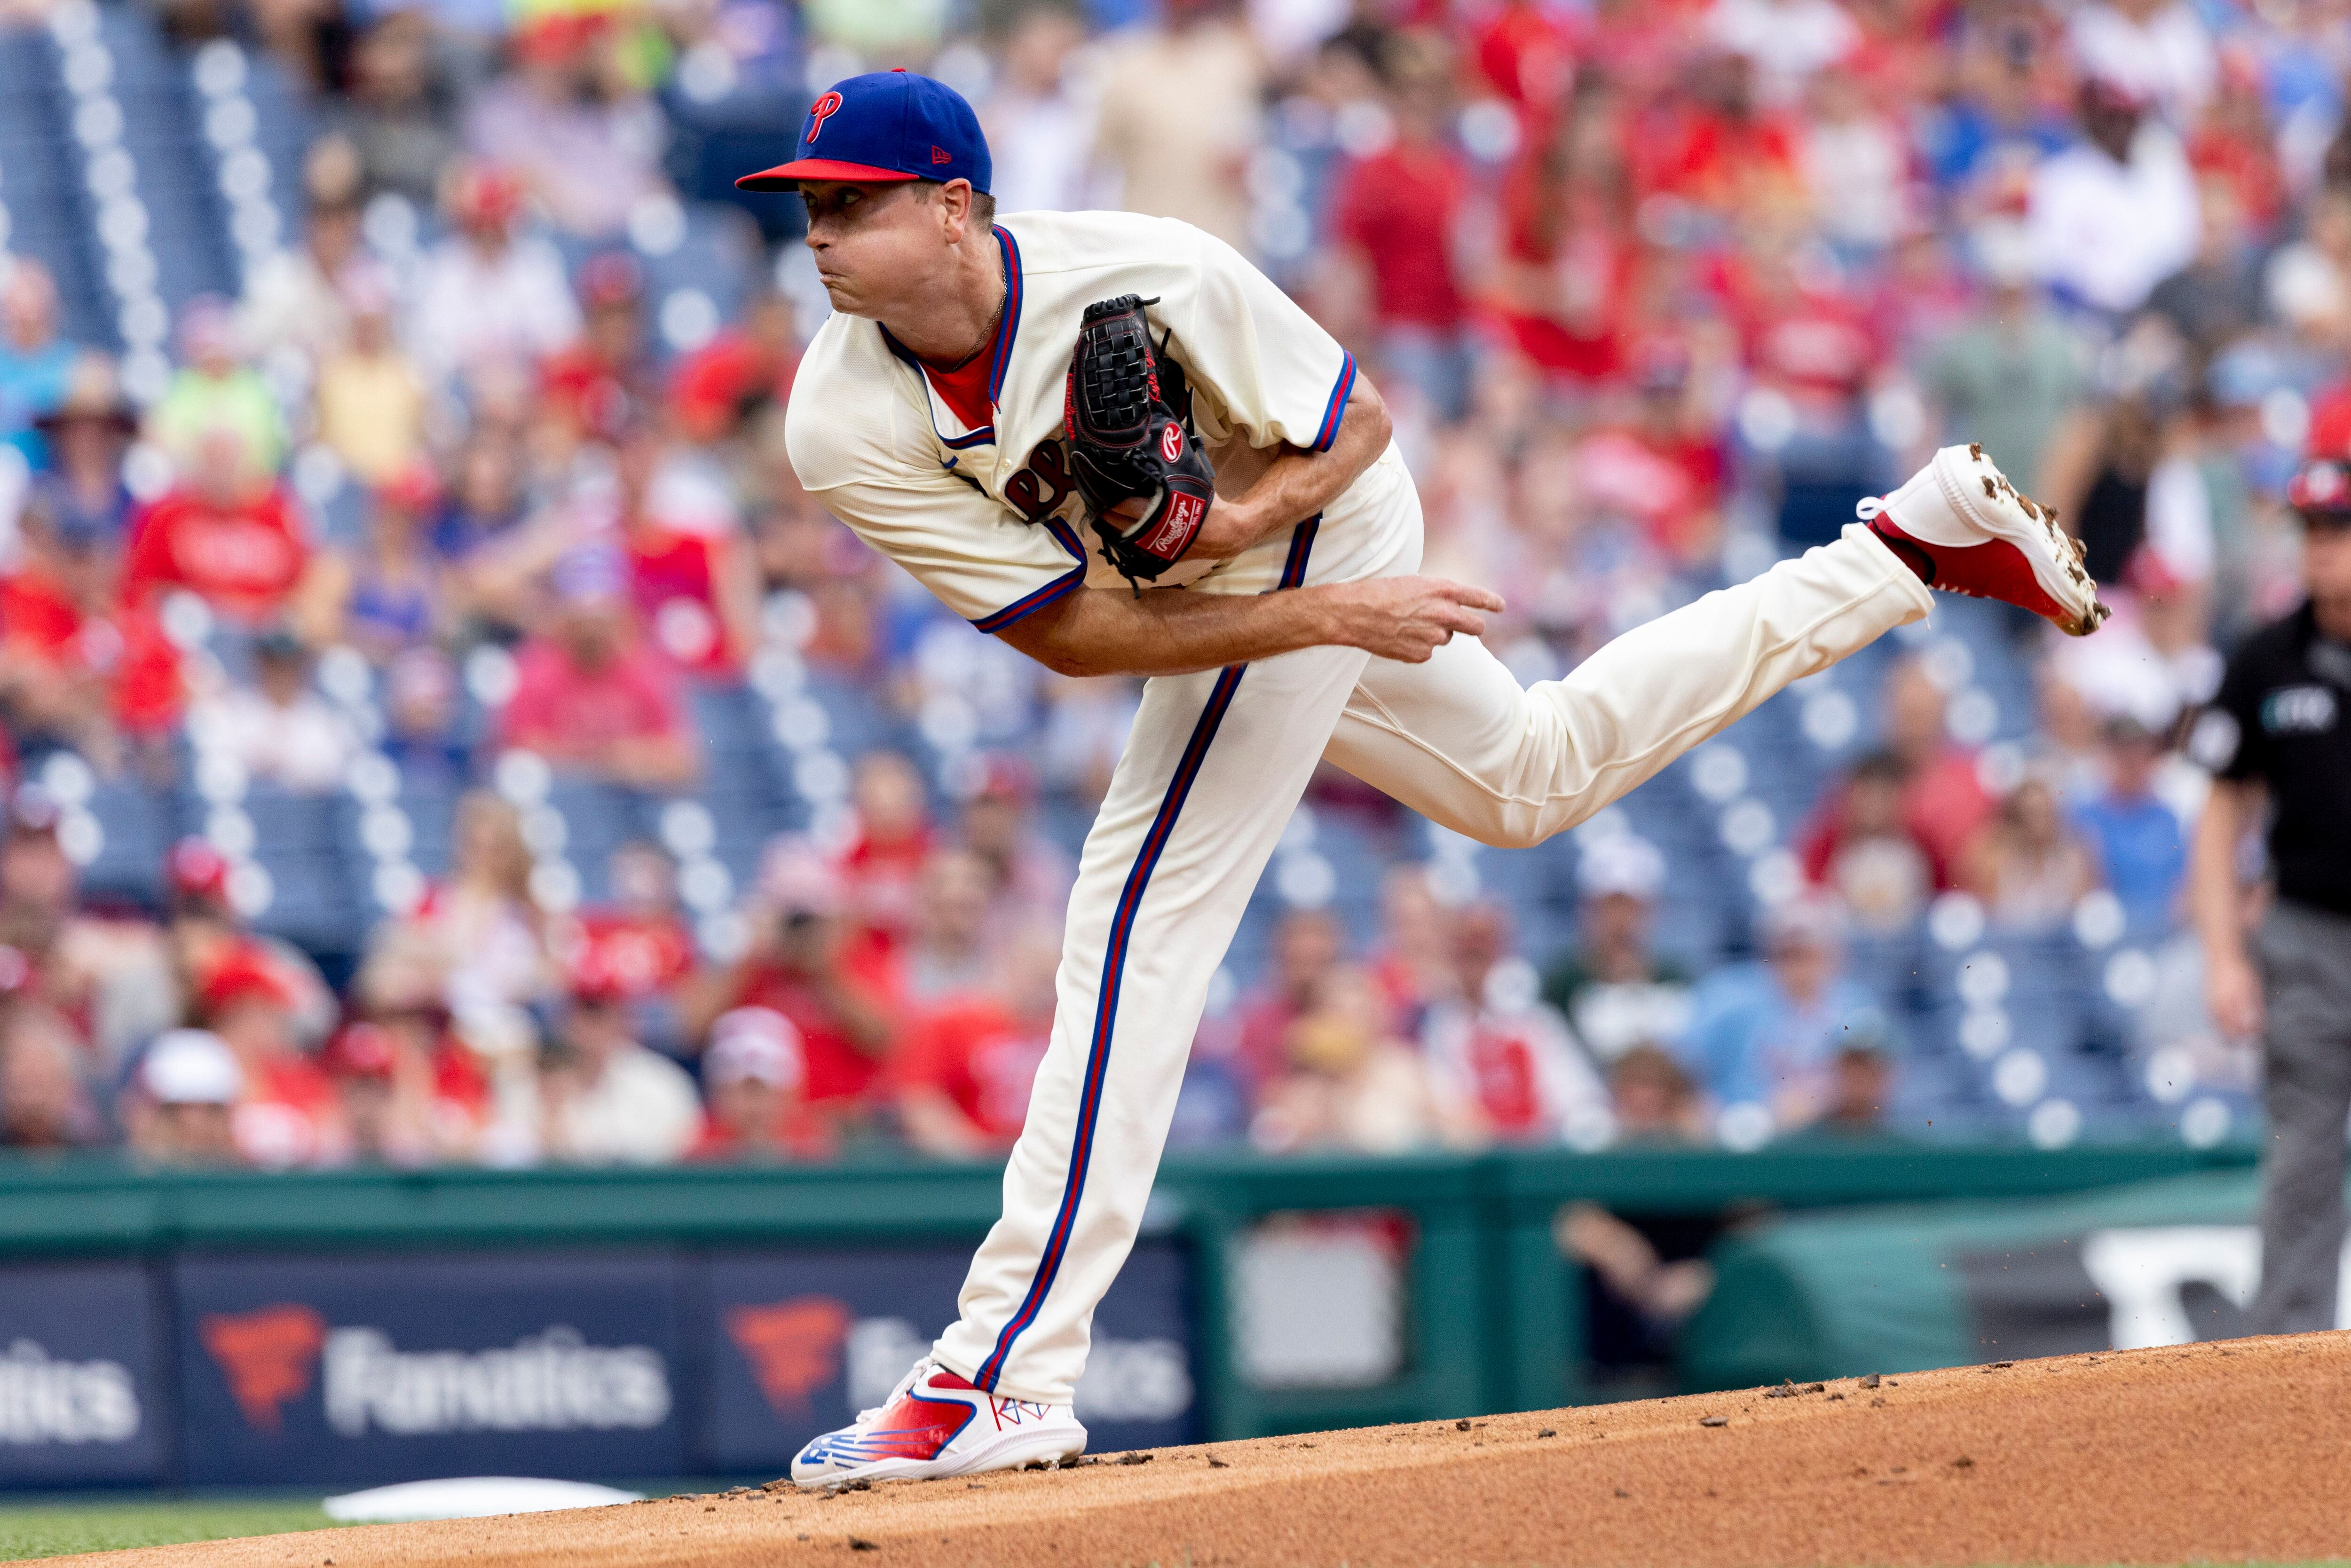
[0,1498,340,1560]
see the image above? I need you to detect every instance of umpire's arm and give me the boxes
[2189,777,2266,1039]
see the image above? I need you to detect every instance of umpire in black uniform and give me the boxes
[2189,454,2351,1333]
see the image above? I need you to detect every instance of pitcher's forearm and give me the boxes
[1002,583,1348,678]
[996,574,1504,678]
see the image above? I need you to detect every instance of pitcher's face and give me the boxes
[800,180,958,320]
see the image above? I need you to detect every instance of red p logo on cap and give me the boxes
[806,91,844,143]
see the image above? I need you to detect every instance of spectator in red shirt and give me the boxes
[498,546,698,788]
[1496,87,1637,385]
[896,929,1058,1158]
[120,428,314,626]
[690,1005,833,1161]
[552,840,697,1054]
[668,289,799,446]
[683,837,904,1124]
[1331,46,1475,419]
[1799,658,1995,891]
[835,750,935,962]
[541,251,655,447]
[351,937,494,1161]
[1570,346,1728,563]
[0,491,183,771]
[201,950,345,1168]
[614,426,761,678]
[1473,0,1578,130]
[322,1022,436,1166]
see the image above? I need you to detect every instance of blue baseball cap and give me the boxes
[735,70,991,195]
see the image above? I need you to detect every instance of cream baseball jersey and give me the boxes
[783,209,1413,630]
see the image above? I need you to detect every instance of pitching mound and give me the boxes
[65,1332,2351,1568]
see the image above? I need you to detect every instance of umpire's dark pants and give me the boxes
[2251,898,2351,1334]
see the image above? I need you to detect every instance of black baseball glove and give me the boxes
[1063,294,1216,587]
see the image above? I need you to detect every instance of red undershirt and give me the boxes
[920,347,994,432]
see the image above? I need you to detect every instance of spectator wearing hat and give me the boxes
[551,841,697,1057]
[536,952,700,1165]
[497,545,697,789]
[409,162,583,390]
[124,1028,245,1165]
[540,252,655,447]
[2025,77,2199,317]
[1541,836,1695,1068]
[313,268,431,488]
[323,1022,436,1166]
[1680,894,1894,1142]
[200,951,343,1168]
[683,835,904,1126]
[300,461,447,662]
[0,262,82,462]
[0,475,184,772]
[2187,454,2351,1334]
[692,1006,829,1162]
[188,629,361,796]
[162,836,335,1048]
[27,355,139,550]
[148,295,286,481]
[668,289,800,447]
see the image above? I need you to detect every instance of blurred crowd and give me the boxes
[0,0,2334,1177]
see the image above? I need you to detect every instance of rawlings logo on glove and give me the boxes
[1064,294,1216,587]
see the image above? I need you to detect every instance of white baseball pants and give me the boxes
[933,504,1934,1403]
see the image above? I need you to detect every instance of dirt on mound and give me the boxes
[68,1332,2351,1568]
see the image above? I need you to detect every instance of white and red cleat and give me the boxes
[788,1358,1087,1489]
[1860,443,2110,637]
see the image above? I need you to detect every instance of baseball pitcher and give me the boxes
[747,71,2107,1487]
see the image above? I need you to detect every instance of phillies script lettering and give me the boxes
[1003,441,1075,525]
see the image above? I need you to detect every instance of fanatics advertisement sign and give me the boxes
[173,1253,687,1486]
[0,1240,1198,1489]
[703,1239,1199,1473]
[0,1262,164,1488]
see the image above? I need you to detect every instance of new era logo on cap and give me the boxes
[734,71,992,195]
